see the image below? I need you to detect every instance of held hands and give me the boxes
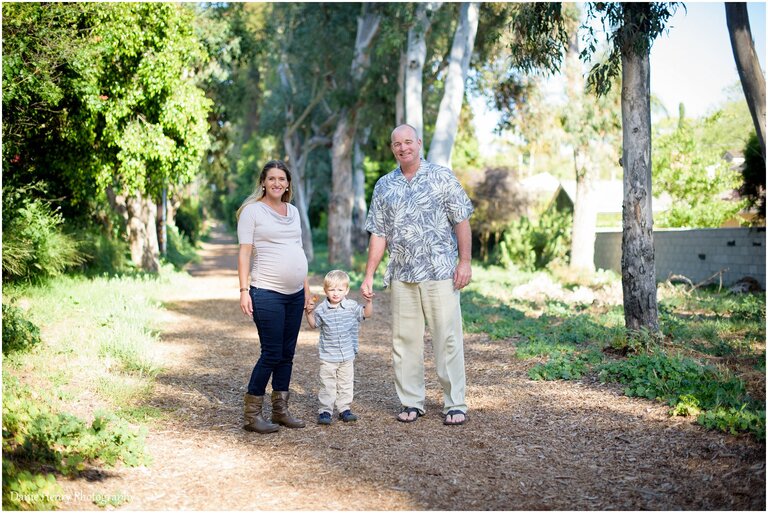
[360,276,375,301]
[305,294,319,313]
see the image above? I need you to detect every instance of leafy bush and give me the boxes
[698,406,765,441]
[495,208,571,271]
[77,228,131,276]
[165,224,200,269]
[2,459,62,511]
[2,189,84,282]
[528,349,604,381]
[597,352,764,437]
[598,352,748,408]
[2,302,42,355]
[173,197,204,243]
[739,131,765,223]
[2,376,148,509]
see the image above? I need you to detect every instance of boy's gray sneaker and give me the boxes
[317,412,332,425]
[338,410,358,422]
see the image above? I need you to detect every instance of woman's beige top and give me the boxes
[237,202,307,295]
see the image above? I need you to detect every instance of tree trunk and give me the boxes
[725,2,766,159]
[327,6,380,266]
[405,2,441,139]
[329,110,355,268]
[571,149,597,271]
[352,126,370,253]
[620,43,659,333]
[107,187,160,272]
[427,2,479,168]
[283,129,322,263]
[565,30,597,272]
[396,50,406,125]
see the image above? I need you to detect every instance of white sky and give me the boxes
[471,1,767,151]
[650,1,766,118]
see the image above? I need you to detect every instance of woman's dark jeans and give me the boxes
[246,287,304,396]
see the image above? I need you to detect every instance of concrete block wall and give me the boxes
[594,227,766,288]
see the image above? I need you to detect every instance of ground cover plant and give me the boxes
[2,266,194,509]
[464,265,766,440]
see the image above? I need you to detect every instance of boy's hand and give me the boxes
[305,295,319,313]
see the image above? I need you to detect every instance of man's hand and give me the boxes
[453,260,472,290]
[361,276,375,300]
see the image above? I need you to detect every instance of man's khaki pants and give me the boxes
[317,359,355,414]
[390,279,467,415]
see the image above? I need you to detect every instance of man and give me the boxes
[361,124,473,425]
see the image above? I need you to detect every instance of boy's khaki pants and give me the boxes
[390,279,467,415]
[318,359,354,414]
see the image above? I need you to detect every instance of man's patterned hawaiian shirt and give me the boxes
[365,158,474,287]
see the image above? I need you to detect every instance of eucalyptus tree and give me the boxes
[400,2,444,139]
[259,3,357,262]
[725,2,766,161]
[328,4,382,268]
[585,2,679,333]
[559,5,621,272]
[507,2,679,333]
[427,2,481,168]
[193,3,267,218]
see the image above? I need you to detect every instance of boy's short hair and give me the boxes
[323,269,350,290]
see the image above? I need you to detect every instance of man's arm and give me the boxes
[453,219,472,290]
[361,234,386,299]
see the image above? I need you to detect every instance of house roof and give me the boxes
[555,179,672,214]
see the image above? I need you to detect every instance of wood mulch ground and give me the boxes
[58,223,765,510]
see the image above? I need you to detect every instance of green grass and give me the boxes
[3,264,190,509]
[467,263,766,440]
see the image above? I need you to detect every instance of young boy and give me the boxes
[305,270,373,425]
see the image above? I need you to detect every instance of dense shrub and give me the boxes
[77,228,132,276]
[1,303,42,355]
[2,189,84,282]
[174,198,204,243]
[495,208,571,271]
[165,224,200,269]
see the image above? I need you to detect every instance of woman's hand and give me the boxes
[305,294,318,313]
[240,290,253,317]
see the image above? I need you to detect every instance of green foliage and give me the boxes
[465,265,765,440]
[495,208,571,271]
[174,198,205,244]
[3,3,214,267]
[2,376,147,509]
[599,352,746,406]
[582,2,681,96]
[739,131,766,223]
[529,349,604,380]
[2,459,62,511]
[76,228,132,276]
[1,303,42,356]
[654,115,747,228]
[698,406,765,441]
[669,394,701,417]
[2,188,85,282]
[507,2,572,76]
[165,225,201,270]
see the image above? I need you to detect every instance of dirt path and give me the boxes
[61,223,764,510]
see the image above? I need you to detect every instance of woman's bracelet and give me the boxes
[239,288,249,292]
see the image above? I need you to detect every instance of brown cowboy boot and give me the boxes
[271,391,306,428]
[243,394,280,434]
